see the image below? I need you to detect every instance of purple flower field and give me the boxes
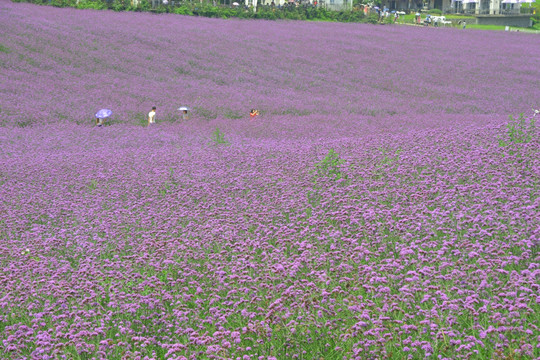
[1,1,540,359]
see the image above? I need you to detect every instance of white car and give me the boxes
[431,16,452,26]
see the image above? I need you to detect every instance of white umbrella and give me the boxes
[178,106,190,111]
[95,109,112,119]
[232,2,239,5]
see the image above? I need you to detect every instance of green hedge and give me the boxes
[12,0,377,23]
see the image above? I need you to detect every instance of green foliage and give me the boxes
[0,44,11,53]
[13,0,371,24]
[173,4,193,15]
[195,107,217,121]
[336,9,365,22]
[210,127,229,145]
[383,14,394,24]
[366,13,379,24]
[498,113,536,147]
[314,148,346,181]
[101,117,117,126]
[378,146,402,165]
[307,149,349,210]
[50,0,77,7]
[428,8,442,15]
[16,120,34,128]
[87,179,98,191]
[521,2,538,22]
[131,0,152,11]
[76,0,108,9]
[223,109,243,119]
[134,112,148,127]
[111,0,130,11]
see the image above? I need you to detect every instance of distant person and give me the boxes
[148,106,156,126]
[178,106,190,120]
[250,109,259,119]
[462,20,466,29]
[94,109,112,127]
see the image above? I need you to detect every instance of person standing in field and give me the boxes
[148,106,156,126]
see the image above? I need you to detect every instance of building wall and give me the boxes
[427,0,452,10]
[384,0,453,10]
[489,0,500,13]
[476,14,532,26]
[324,0,353,11]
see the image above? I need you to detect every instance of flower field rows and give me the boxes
[0,1,539,359]
[1,2,539,128]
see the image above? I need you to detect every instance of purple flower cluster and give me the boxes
[1,1,539,359]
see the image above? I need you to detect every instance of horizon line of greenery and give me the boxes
[11,0,539,28]
[9,0,415,24]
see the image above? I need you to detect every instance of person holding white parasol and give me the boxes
[95,109,112,127]
[178,106,190,120]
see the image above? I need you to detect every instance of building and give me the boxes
[383,0,534,26]
[323,0,354,11]
[383,0,533,14]
[254,0,352,10]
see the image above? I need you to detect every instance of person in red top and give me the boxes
[250,109,259,119]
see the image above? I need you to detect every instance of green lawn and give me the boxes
[397,13,537,32]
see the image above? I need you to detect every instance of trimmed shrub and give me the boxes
[76,0,108,9]
[366,13,379,24]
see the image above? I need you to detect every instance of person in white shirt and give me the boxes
[148,106,156,126]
